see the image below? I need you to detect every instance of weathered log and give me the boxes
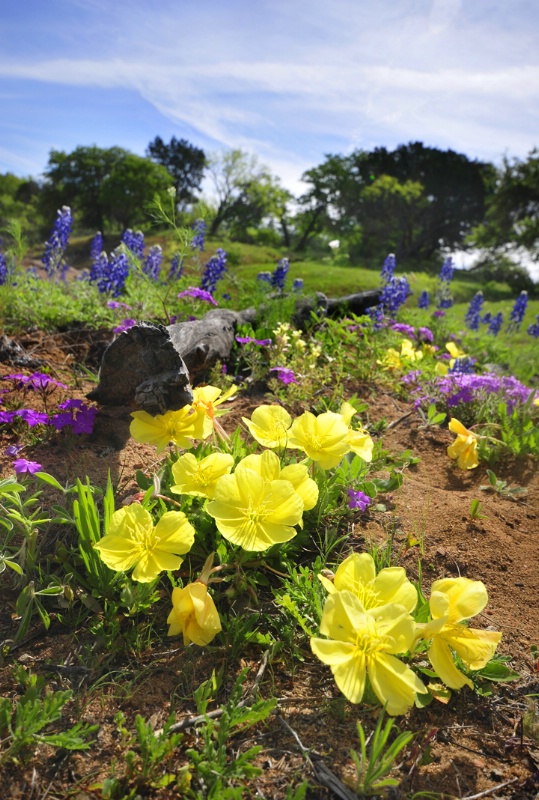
[87,290,381,413]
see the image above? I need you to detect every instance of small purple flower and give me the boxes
[178,287,218,305]
[271,258,290,291]
[3,372,67,391]
[488,311,504,336]
[90,232,103,261]
[142,244,163,281]
[507,291,529,333]
[293,278,304,292]
[235,336,272,346]
[527,313,539,338]
[13,458,42,475]
[169,253,184,281]
[433,310,446,318]
[402,369,422,384]
[0,411,16,424]
[107,300,132,310]
[347,489,372,511]
[191,219,206,252]
[15,409,50,427]
[465,291,484,331]
[380,253,396,283]
[113,318,137,334]
[257,271,272,284]
[201,249,227,295]
[52,400,97,435]
[270,367,297,384]
[391,323,415,337]
[42,206,72,276]
[418,326,434,343]
[417,290,430,309]
[5,444,23,456]
[121,229,145,259]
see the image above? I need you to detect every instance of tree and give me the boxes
[0,173,41,234]
[99,154,173,229]
[41,146,128,231]
[206,149,291,241]
[470,149,539,258]
[298,143,495,263]
[146,136,206,206]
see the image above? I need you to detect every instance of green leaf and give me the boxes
[35,472,66,492]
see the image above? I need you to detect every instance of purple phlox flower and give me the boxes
[5,443,24,456]
[190,219,206,252]
[293,278,304,292]
[465,291,484,331]
[270,367,297,384]
[42,206,72,276]
[417,290,430,309]
[107,300,132,310]
[90,232,103,261]
[13,458,42,475]
[14,409,50,426]
[4,372,67,391]
[436,372,534,413]
[418,326,434,343]
[178,287,218,305]
[402,369,422,384]
[257,271,272,284]
[222,364,228,374]
[52,400,97,435]
[507,291,529,333]
[527,313,539,338]
[433,310,446,318]
[113,318,137,334]
[0,411,16,423]
[169,253,184,281]
[271,258,290,291]
[488,311,504,336]
[380,253,396,283]
[142,245,163,281]
[121,229,145,259]
[201,248,227,295]
[347,489,372,512]
[391,323,415,337]
[235,336,272,346]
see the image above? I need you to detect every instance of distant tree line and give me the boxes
[0,136,538,284]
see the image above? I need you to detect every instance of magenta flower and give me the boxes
[0,411,16,423]
[270,367,297,384]
[391,323,415,337]
[418,326,434,343]
[3,373,67,390]
[177,287,218,306]
[107,300,132,309]
[235,336,272,346]
[13,458,43,475]
[113,318,137,334]
[5,444,23,456]
[15,409,50,427]
[347,489,372,511]
[52,400,98,435]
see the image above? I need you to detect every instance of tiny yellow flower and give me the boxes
[445,341,467,369]
[237,450,319,511]
[288,410,350,469]
[167,582,222,645]
[447,418,479,470]
[130,407,197,453]
[189,384,238,439]
[171,452,234,499]
[242,405,292,449]
[338,403,374,462]
[94,504,195,582]
[206,468,304,551]
[319,553,417,613]
[420,577,502,689]
[311,591,425,715]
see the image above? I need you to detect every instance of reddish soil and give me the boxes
[0,328,538,799]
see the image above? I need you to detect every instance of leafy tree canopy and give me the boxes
[146,136,206,206]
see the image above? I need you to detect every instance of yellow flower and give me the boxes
[377,347,402,371]
[94,504,195,582]
[338,402,374,462]
[319,553,417,613]
[171,452,234,499]
[447,418,479,470]
[378,339,423,371]
[288,411,350,469]
[189,384,238,439]
[206,468,304,551]
[167,582,222,645]
[130,407,197,453]
[400,339,423,363]
[420,577,502,689]
[237,450,319,511]
[242,405,292,449]
[311,591,425,715]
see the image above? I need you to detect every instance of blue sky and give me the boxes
[1,0,538,196]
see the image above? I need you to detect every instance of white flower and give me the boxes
[328,240,340,250]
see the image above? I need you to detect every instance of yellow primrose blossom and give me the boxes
[447,418,479,470]
[94,504,195,582]
[237,450,319,511]
[311,591,426,715]
[420,577,502,689]
[189,384,238,439]
[242,405,292,449]
[167,582,222,645]
[288,410,351,469]
[319,553,417,613]
[339,402,374,462]
[206,468,304,551]
[171,452,234,499]
[377,339,423,371]
[130,406,197,453]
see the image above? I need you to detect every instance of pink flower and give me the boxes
[13,458,42,475]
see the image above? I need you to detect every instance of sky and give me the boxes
[1,0,538,197]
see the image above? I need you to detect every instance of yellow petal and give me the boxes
[444,626,502,670]
[153,511,195,554]
[242,405,292,448]
[368,652,426,715]
[430,578,488,622]
[332,653,367,704]
[310,637,356,666]
[428,636,473,689]
[334,553,376,592]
